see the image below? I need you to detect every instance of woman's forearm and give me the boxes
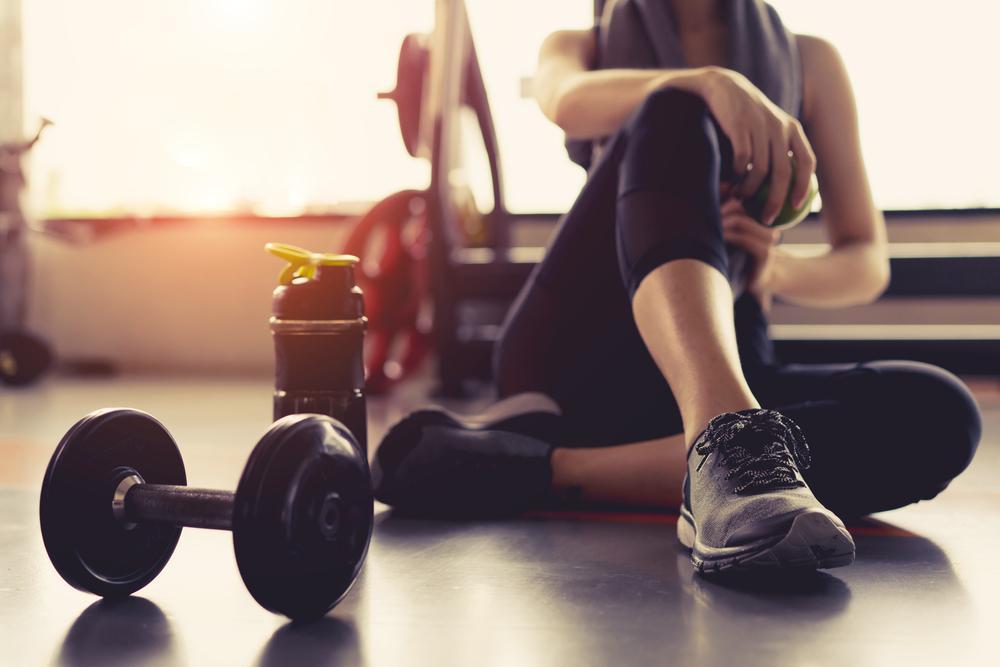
[545,68,711,139]
[769,242,890,308]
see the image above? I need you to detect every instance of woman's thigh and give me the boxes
[492,130,632,401]
[758,360,982,517]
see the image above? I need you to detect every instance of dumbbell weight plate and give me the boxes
[39,409,186,597]
[378,33,429,158]
[233,414,373,621]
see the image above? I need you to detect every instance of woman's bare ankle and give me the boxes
[549,448,588,503]
[550,448,574,491]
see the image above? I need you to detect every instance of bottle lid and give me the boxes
[266,243,360,285]
[266,243,364,320]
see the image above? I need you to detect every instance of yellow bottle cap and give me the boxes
[265,243,360,285]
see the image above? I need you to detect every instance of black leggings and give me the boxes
[494,88,981,517]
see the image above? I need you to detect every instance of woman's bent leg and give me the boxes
[547,359,981,514]
[764,360,982,517]
[618,89,759,444]
[496,88,760,446]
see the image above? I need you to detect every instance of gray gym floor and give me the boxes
[2,375,998,666]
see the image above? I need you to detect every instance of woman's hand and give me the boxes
[721,198,784,301]
[696,67,816,226]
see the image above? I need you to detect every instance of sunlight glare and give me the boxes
[18,0,1000,218]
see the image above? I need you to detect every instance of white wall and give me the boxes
[27,219,351,374]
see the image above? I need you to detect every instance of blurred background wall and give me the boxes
[8,0,1000,375]
[0,0,20,140]
[26,222,347,374]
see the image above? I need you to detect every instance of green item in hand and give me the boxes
[744,162,819,229]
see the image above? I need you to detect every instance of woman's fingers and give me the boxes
[723,227,779,264]
[707,73,813,217]
[730,130,753,181]
[761,130,793,225]
[720,197,745,215]
[740,123,769,198]
[788,123,817,208]
[723,214,781,249]
[723,227,772,258]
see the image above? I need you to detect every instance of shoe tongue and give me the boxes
[722,412,784,456]
[693,410,785,462]
[737,426,780,456]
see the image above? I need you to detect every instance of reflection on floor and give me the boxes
[1,376,998,666]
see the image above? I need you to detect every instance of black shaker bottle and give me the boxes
[267,243,368,452]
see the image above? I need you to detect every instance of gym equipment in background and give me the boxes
[0,331,52,385]
[0,119,54,386]
[267,244,369,450]
[372,0,521,395]
[343,190,432,394]
[39,408,373,621]
[378,34,430,159]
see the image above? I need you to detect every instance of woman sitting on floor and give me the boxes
[371,0,981,573]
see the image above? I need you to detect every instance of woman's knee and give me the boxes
[865,360,982,489]
[625,88,720,157]
[621,88,724,189]
[614,89,731,292]
[630,87,711,131]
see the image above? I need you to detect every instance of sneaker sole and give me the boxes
[678,507,856,573]
[379,392,561,453]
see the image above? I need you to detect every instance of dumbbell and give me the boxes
[39,408,373,621]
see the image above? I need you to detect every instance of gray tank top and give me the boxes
[567,0,802,170]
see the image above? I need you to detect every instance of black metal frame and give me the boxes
[425,0,521,392]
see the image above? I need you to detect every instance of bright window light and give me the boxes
[22,0,433,218]
[770,0,1000,212]
[471,0,1000,213]
[20,1,1000,217]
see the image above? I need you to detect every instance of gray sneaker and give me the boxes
[678,409,855,573]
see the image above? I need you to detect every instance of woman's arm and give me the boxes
[534,29,709,140]
[536,29,817,224]
[767,35,890,308]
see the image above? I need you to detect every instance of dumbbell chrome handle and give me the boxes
[113,475,234,531]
